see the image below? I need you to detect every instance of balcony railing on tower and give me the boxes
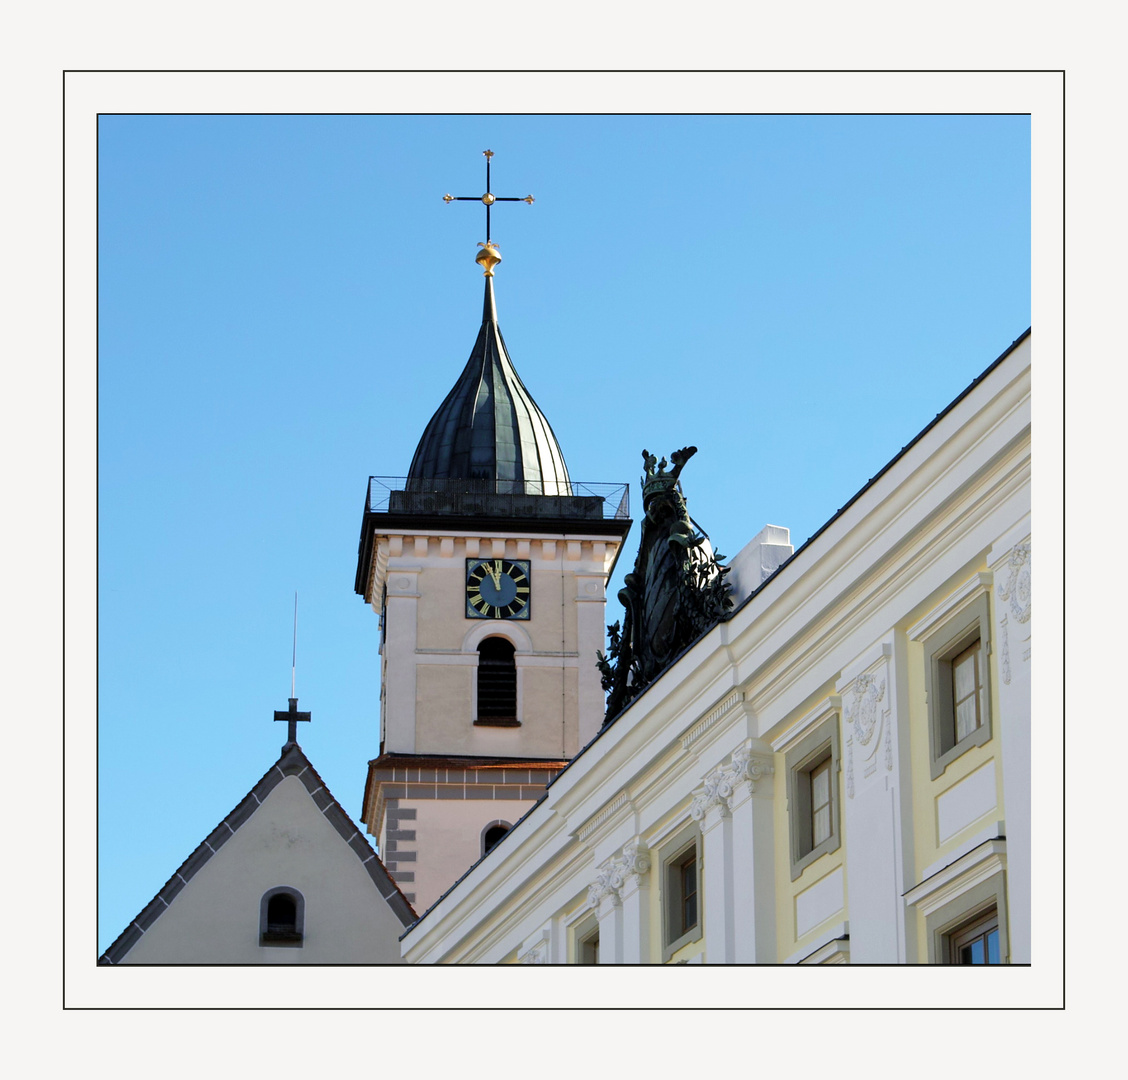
[364,476,630,522]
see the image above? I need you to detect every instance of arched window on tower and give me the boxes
[260,886,305,947]
[476,637,518,725]
[482,820,512,857]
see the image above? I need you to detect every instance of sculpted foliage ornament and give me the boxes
[691,747,773,820]
[597,446,732,723]
[587,842,651,908]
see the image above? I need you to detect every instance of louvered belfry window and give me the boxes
[477,637,517,723]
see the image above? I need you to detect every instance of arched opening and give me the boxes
[482,821,511,856]
[476,637,518,725]
[260,887,304,946]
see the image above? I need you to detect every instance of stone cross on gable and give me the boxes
[274,697,311,748]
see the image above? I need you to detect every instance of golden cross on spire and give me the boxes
[443,149,534,248]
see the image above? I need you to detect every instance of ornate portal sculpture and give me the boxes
[597,446,732,724]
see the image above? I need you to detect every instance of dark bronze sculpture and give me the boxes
[597,446,732,723]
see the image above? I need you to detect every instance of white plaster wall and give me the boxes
[123,777,406,964]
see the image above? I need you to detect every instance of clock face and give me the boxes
[466,558,531,619]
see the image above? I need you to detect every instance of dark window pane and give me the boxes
[484,825,508,853]
[478,638,517,719]
[267,893,296,929]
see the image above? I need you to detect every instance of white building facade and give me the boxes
[400,331,1032,965]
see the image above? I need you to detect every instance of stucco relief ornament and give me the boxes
[587,862,624,908]
[996,541,1030,685]
[845,735,855,800]
[619,841,651,883]
[729,745,773,791]
[844,672,886,747]
[690,750,773,820]
[520,945,547,964]
[997,541,1031,623]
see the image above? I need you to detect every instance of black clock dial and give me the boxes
[466,558,531,619]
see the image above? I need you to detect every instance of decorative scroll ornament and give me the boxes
[690,748,773,820]
[997,541,1031,623]
[586,842,651,908]
[598,446,732,724]
[620,841,651,882]
[519,945,547,964]
[587,863,623,908]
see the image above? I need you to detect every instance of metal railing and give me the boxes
[364,477,630,522]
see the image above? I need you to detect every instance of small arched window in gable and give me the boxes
[260,886,305,947]
[476,637,518,726]
[482,820,512,857]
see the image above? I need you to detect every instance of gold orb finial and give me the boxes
[475,242,502,277]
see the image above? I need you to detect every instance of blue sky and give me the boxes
[97,113,1030,955]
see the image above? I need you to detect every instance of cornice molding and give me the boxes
[576,789,631,843]
[770,697,840,753]
[903,840,1007,917]
[907,572,994,642]
[681,689,745,751]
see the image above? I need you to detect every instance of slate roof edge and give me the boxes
[99,743,415,965]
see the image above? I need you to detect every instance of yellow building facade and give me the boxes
[400,330,1031,965]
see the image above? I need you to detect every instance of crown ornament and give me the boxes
[641,445,697,506]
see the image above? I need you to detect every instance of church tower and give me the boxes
[354,153,631,913]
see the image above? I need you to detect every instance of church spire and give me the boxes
[406,152,568,494]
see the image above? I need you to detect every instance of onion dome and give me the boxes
[406,268,571,494]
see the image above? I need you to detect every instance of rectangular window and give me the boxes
[809,756,832,849]
[952,640,985,742]
[923,592,992,779]
[785,719,840,881]
[948,907,1001,965]
[662,830,703,961]
[579,929,600,965]
[676,849,698,936]
[571,913,600,965]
